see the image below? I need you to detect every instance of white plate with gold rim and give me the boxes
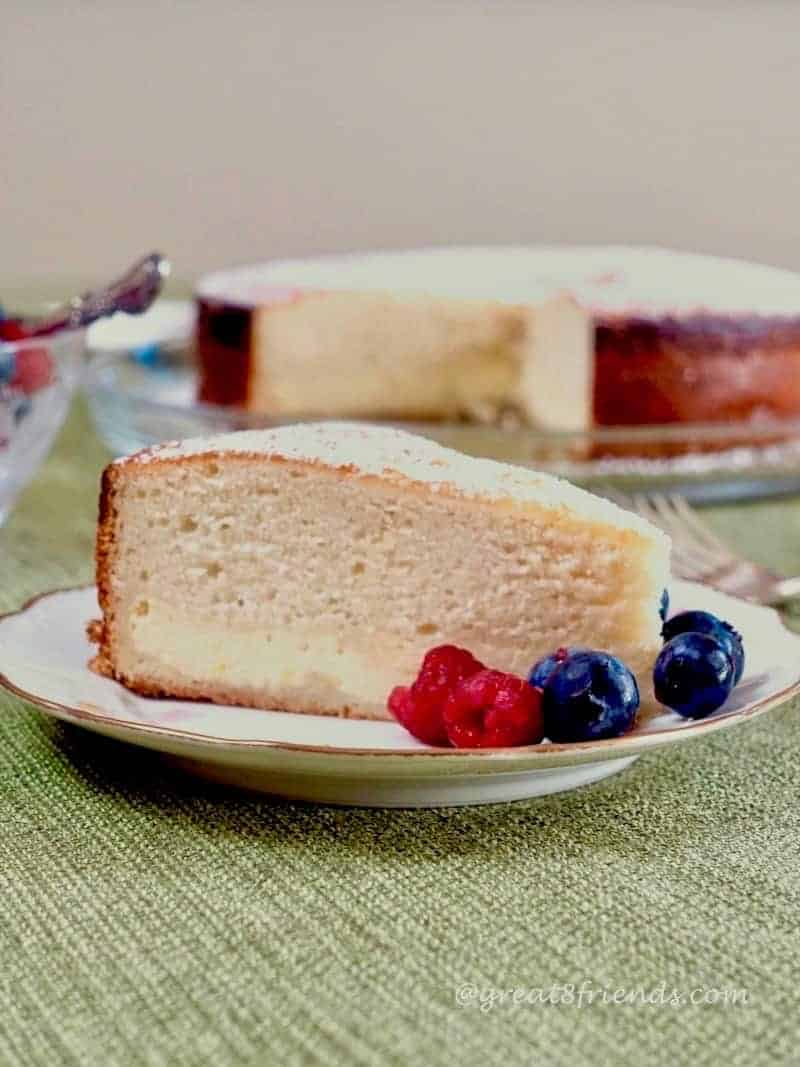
[1,582,798,807]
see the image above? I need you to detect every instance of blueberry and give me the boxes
[527,646,587,690]
[542,650,640,742]
[662,609,744,685]
[654,632,735,719]
[132,342,165,367]
[12,395,32,424]
[0,348,14,385]
[659,588,670,622]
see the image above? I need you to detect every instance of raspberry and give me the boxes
[415,645,485,694]
[443,669,544,748]
[388,685,450,746]
[10,347,53,394]
[387,644,484,745]
[0,319,28,342]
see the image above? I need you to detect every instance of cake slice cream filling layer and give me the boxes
[128,603,399,717]
[123,602,661,719]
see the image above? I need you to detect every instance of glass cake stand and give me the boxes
[83,341,800,504]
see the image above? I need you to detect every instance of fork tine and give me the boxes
[643,494,723,568]
[607,491,735,578]
[649,494,739,570]
[623,491,735,583]
[667,543,715,580]
[669,494,738,558]
[631,492,704,550]
[603,490,635,512]
[630,492,664,528]
[643,493,691,535]
[610,489,785,603]
[668,545,716,581]
[607,490,668,534]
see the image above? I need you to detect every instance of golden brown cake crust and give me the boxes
[92,463,120,685]
[594,312,800,426]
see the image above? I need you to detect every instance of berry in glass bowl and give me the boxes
[0,323,85,524]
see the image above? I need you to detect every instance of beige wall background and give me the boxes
[4,1,800,291]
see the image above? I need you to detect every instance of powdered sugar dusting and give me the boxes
[196,246,800,318]
[118,421,667,543]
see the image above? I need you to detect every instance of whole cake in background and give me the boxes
[89,422,669,719]
[195,246,800,433]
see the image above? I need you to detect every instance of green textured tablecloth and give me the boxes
[3,403,800,1067]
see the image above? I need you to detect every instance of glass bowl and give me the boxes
[83,340,800,504]
[0,328,85,524]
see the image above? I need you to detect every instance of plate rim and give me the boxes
[1,584,798,765]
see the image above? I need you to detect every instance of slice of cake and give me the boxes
[91,422,670,719]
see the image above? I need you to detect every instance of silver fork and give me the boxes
[612,491,800,606]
